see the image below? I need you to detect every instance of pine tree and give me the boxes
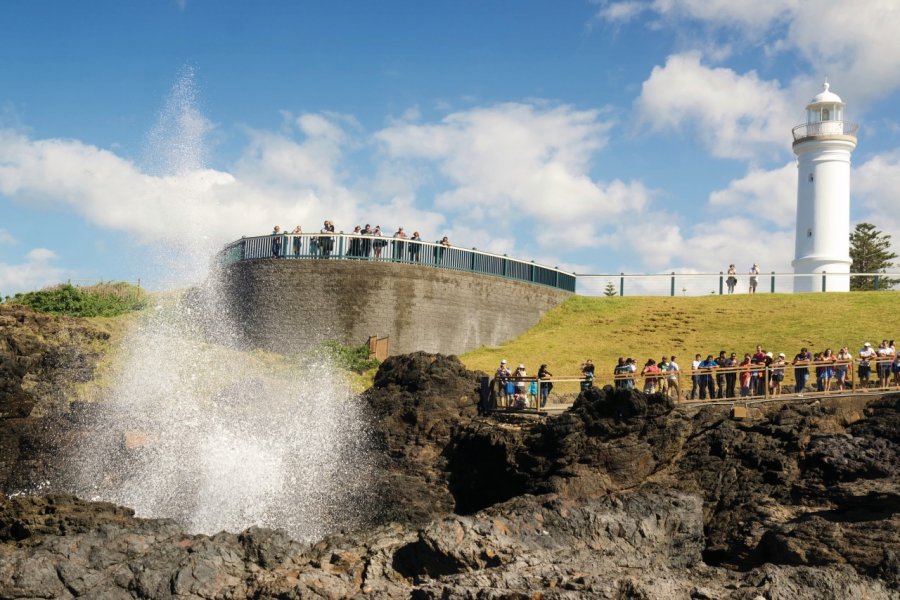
[850,223,898,290]
[604,281,617,297]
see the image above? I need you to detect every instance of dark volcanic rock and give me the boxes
[3,312,900,597]
[364,352,486,525]
[0,306,110,495]
[444,386,900,587]
[1,491,893,599]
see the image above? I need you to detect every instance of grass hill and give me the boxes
[461,292,900,384]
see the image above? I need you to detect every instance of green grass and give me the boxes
[7,282,148,317]
[462,292,900,381]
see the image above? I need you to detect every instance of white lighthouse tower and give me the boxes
[791,81,858,292]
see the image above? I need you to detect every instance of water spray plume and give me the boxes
[72,67,373,541]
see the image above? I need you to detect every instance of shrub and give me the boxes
[318,340,380,373]
[8,282,148,317]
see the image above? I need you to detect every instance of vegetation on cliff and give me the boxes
[5,282,148,318]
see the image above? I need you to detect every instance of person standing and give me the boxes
[666,355,681,401]
[859,342,876,388]
[770,353,786,395]
[725,352,738,398]
[726,264,737,294]
[320,220,335,258]
[690,353,702,400]
[372,225,386,258]
[792,347,812,393]
[835,347,851,391]
[877,340,893,388]
[408,231,421,262]
[538,364,553,407]
[749,263,760,293]
[271,225,282,257]
[715,350,728,398]
[495,359,511,407]
[752,345,767,395]
[739,354,753,397]
[581,359,595,392]
[393,227,408,260]
[513,364,528,407]
[360,224,373,257]
[641,359,660,394]
[290,225,303,256]
[698,355,718,400]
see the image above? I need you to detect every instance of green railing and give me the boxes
[219,233,577,293]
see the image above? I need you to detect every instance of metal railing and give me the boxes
[792,120,858,140]
[219,233,577,292]
[576,272,900,296]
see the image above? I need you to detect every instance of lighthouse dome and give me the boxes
[808,81,843,106]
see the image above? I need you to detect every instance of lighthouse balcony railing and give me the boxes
[218,233,577,293]
[792,120,858,141]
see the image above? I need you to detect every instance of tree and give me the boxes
[850,222,898,290]
[604,281,617,297]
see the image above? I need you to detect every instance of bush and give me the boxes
[318,340,380,373]
[8,282,148,317]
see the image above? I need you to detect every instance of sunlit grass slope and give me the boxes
[462,292,900,378]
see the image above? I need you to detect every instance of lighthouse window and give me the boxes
[807,228,813,238]
[822,108,830,121]
[809,173,814,182]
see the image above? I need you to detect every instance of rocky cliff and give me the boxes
[0,307,898,598]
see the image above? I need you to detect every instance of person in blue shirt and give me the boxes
[698,355,718,400]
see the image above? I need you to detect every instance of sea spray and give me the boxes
[72,67,373,540]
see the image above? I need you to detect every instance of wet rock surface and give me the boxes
[0,307,109,495]
[1,313,899,598]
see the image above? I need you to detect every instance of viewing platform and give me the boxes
[791,120,858,142]
[220,232,576,293]
[218,233,574,356]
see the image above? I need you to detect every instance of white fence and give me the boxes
[576,272,900,296]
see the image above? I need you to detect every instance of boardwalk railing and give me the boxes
[492,356,900,411]
[219,233,577,292]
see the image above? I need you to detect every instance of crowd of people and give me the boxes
[494,360,554,409]
[494,340,900,409]
[268,221,452,262]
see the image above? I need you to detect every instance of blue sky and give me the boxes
[2,0,900,295]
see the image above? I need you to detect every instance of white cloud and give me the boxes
[0,247,66,296]
[634,52,795,160]
[26,247,57,262]
[603,0,900,104]
[601,214,794,274]
[709,162,796,225]
[0,229,14,245]
[375,102,650,248]
[594,0,648,23]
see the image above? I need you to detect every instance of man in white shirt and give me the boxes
[859,342,876,388]
[667,356,681,401]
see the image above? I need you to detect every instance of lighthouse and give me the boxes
[791,81,858,292]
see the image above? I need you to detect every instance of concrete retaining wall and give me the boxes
[221,259,572,355]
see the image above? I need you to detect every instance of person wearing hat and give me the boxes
[495,359,511,406]
[859,342,876,388]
